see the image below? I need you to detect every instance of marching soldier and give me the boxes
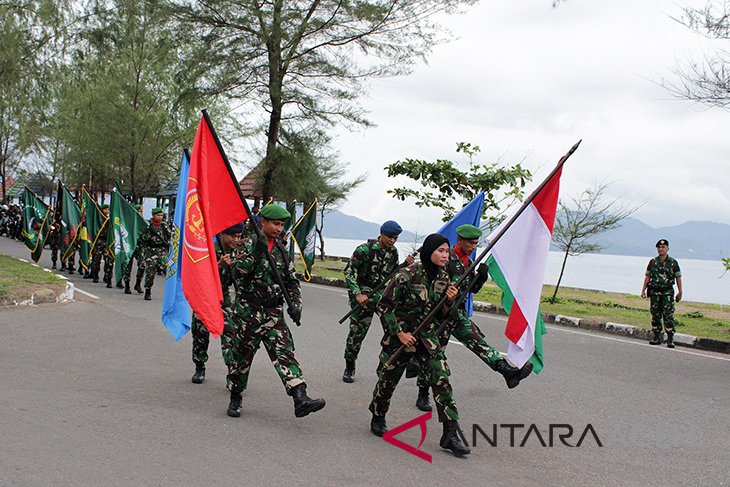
[369,233,469,456]
[641,239,683,348]
[223,205,325,419]
[123,204,146,294]
[410,224,533,412]
[47,220,62,270]
[342,220,414,383]
[90,204,112,285]
[137,207,170,300]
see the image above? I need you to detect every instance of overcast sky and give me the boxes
[317,0,730,234]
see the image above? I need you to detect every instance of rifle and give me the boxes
[385,140,582,366]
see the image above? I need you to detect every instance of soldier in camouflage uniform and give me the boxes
[369,233,470,455]
[641,239,683,348]
[342,220,414,383]
[90,204,112,285]
[223,204,325,419]
[47,220,62,270]
[123,204,146,294]
[410,224,533,412]
[137,207,170,300]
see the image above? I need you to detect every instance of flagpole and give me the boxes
[200,109,302,327]
[385,139,582,366]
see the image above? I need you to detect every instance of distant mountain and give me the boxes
[321,210,417,242]
[554,217,730,260]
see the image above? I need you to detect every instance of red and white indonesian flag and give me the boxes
[486,167,562,374]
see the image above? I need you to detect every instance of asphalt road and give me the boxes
[1,238,729,487]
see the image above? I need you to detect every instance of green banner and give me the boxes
[78,187,107,270]
[290,200,317,282]
[21,186,52,262]
[109,187,148,284]
[58,183,82,261]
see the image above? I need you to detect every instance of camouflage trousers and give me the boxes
[63,249,77,271]
[223,306,305,396]
[650,291,675,335]
[122,249,145,284]
[143,247,166,289]
[344,302,377,363]
[370,335,458,423]
[415,318,503,389]
[50,243,60,265]
[91,244,113,282]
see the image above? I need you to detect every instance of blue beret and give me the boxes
[380,220,402,237]
[222,223,244,235]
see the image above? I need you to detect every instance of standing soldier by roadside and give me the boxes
[137,207,170,300]
[641,239,683,348]
[90,204,112,285]
[122,204,146,294]
[224,205,325,419]
[342,220,414,383]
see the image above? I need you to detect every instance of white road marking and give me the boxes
[74,288,99,299]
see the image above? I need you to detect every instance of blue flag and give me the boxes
[161,151,192,339]
[436,192,485,316]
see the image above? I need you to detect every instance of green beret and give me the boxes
[259,204,290,221]
[100,203,110,210]
[134,204,143,210]
[456,224,482,239]
[152,207,164,214]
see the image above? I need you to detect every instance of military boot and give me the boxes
[440,420,470,455]
[291,384,326,418]
[191,364,205,384]
[51,262,57,270]
[144,288,151,301]
[106,281,112,288]
[124,281,132,295]
[495,359,534,389]
[134,278,143,294]
[342,361,355,383]
[666,333,675,348]
[60,264,67,271]
[405,356,420,379]
[416,386,432,412]
[92,271,99,283]
[227,392,242,417]
[649,330,662,345]
[370,415,388,437]
[115,280,124,289]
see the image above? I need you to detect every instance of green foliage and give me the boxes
[386,142,532,226]
[542,295,565,304]
[683,311,704,318]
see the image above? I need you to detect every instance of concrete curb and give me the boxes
[300,273,730,355]
[2,257,75,307]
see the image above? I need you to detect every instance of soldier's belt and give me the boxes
[243,294,284,308]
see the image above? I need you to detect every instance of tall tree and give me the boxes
[386,142,532,228]
[170,0,477,200]
[550,183,640,302]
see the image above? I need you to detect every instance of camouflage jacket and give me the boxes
[227,236,301,314]
[47,222,62,247]
[645,256,681,291]
[344,239,400,303]
[377,263,454,351]
[139,221,170,250]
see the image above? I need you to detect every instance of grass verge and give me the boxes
[0,254,66,305]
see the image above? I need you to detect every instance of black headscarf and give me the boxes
[420,233,450,281]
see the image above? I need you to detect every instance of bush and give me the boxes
[684,311,704,318]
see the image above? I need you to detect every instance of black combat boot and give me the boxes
[291,384,326,418]
[405,356,420,379]
[371,415,388,437]
[666,333,675,348]
[144,288,151,301]
[192,364,205,384]
[134,278,143,294]
[92,271,99,283]
[106,281,112,288]
[227,392,242,417]
[495,359,534,389]
[416,386,432,412]
[51,262,57,270]
[342,361,355,383]
[124,281,132,294]
[440,420,470,455]
[649,330,662,345]
[115,280,124,289]
[60,264,67,271]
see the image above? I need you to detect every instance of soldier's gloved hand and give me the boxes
[477,262,489,279]
[253,236,268,256]
[287,305,302,323]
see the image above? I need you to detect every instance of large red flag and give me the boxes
[181,114,248,337]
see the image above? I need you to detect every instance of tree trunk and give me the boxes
[262,1,284,201]
[551,246,571,302]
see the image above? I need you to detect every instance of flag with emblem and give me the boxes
[109,187,148,285]
[58,182,82,263]
[21,186,52,262]
[290,200,317,282]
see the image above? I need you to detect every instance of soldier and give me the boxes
[90,204,112,284]
[410,224,533,412]
[641,239,683,348]
[342,220,414,383]
[47,220,62,270]
[369,233,470,456]
[224,204,325,419]
[137,207,170,300]
[123,204,146,294]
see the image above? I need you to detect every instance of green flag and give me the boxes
[108,187,148,285]
[21,186,52,262]
[78,187,107,270]
[58,182,82,262]
[290,200,317,282]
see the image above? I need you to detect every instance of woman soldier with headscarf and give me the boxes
[368,233,470,456]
